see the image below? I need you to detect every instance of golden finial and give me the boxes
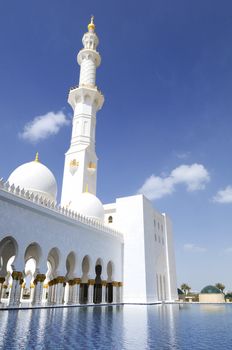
[34,152,40,162]
[85,184,89,193]
[88,15,95,32]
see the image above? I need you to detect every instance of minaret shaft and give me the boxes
[61,18,104,207]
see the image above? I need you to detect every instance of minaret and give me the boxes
[61,17,104,207]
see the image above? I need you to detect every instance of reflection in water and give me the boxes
[199,304,226,313]
[1,304,232,349]
[123,305,148,349]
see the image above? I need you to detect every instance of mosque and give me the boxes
[0,17,177,307]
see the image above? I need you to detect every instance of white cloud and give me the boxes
[137,163,210,200]
[19,111,70,143]
[213,186,232,204]
[224,247,232,253]
[183,243,207,253]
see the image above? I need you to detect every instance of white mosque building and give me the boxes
[0,17,177,307]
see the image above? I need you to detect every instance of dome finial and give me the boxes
[34,152,40,163]
[88,15,95,32]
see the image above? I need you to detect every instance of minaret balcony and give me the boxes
[68,85,104,111]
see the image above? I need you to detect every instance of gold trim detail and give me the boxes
[12,271,23,280]
[88,279,95,286]
[34,152,40,163]
[70,159,79,167]
[88,162,96,169]
[88,16,95,32]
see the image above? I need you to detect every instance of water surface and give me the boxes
[0,304,232,349]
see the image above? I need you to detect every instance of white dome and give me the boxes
[8,158,57,202]
[69,192,104,222]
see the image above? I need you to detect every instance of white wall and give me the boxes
[0,190,123,282]
[163,214,178,301]
[110,194,177,303]
[116,195,147,303]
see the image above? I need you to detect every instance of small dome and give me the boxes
[69,192,104,222]
[200,285,222,294]
[8,156,57,202]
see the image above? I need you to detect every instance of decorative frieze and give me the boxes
[0,179,123,241]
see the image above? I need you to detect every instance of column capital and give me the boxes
[112,281,119,287]
[101,280,107,286]
[73,278,81,285]
[0,277,5,284]
[34,274,46,284]
[12,271,23,280]
[88,279,95,286]
[56,276,66,284]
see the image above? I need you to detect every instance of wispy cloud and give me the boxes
[183,243,207,253]
[137,163,210,200]
[19,111,70,143]
[213,186,232,204]
[224,247,232,254]
[175,151,191,160]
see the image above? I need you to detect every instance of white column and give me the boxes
[119,283,123,303]
[55,277,65,304]
[9,272,23,307]
[73,279,81,304]
[112,282,117,303]
[102,281,107,303]
[32,274,46,305]
[56,284,63,304]
[88,280,94,304]
[51,282,57,304]
[67,281,74,304]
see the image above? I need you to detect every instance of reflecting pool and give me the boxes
[0,304,232,349]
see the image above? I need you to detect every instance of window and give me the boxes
[154,219,156,227]
[162,238,164,245]
[158,236,161,244]
[158,222,160,230]
[155,234,157,241]
[108,216,113,224]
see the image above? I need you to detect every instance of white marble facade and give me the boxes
[0,17,177,307]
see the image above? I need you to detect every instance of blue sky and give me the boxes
[1,0,232,291]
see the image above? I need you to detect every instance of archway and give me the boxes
[46,247,61,304]
[65,251,77,304]
[66,251,76,280]
[0,236,18,277]
[22,258,36,300]
[23,243,42,300]
[79,255,90,304]
[93,258,103,304]
[47,247,60,280]
[0,237,18,301]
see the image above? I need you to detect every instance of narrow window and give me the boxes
[108,216,113,224]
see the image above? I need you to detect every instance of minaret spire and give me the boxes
[61,17,104,207]
[88,16,95,32]
[34,152,40,163]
